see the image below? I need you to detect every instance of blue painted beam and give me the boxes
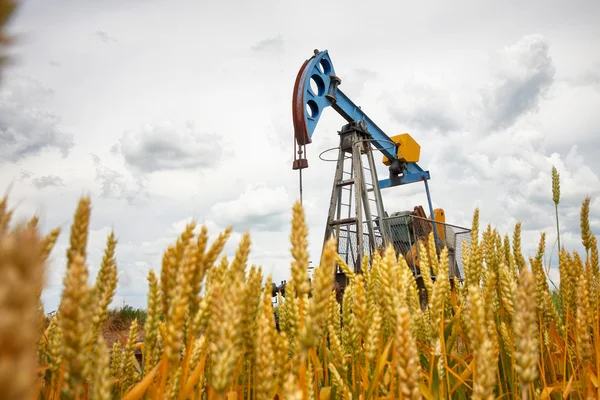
[378,171,430,189]
[329,89,397,161]
[378,163,431,189]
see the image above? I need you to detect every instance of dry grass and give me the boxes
[0,167,598,399]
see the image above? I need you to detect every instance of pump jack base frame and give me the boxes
[321,121,394,297]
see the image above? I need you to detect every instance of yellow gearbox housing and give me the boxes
[382,133,421,166]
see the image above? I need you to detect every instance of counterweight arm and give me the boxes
[291,49,431,188]
[292,50,396,161]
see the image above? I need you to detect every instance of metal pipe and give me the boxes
[299,167,303,205]
[406,215,417,274]
[423,178,440,245]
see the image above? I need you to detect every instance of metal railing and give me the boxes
[334,213,472,282]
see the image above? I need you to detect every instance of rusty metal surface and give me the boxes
[292,56,313,146]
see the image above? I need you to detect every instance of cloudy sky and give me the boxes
[1,0,599,312]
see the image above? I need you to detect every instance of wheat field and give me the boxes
[1,4,598,399]
[0,166,598,400]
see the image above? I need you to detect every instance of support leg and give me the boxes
[352,144,364,271]
[324,148,346,253]
[358,152,377,267]
[365,144,391,250]
[423,178,440,245]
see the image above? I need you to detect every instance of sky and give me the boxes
[1,0,599,312]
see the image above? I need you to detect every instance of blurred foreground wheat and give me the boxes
[0,0,16,79]
[0,167,598,400]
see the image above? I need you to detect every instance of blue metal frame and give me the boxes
[298,51,396,161]
[378,163,430,189]
[296,49,440,244]
[297,50,433,188]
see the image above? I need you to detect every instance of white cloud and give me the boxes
[567,62,600,92]
[31,175,65,189]
[383,71,465,133]
[481,34,556,130]
[0,76,74,162]
[251,35,285,55]
[92,154,149,205]
[116,121,223,173]
[209,185,293,232]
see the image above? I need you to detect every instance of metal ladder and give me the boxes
[323,120,391,276]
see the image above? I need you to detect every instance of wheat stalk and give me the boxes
[0,160,595,399]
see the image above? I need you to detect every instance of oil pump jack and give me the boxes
[273,49,464,300]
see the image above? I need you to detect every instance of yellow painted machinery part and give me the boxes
[404,208,445,272]
[434,208,446,243]
[382,133,421,166]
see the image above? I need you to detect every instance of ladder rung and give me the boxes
[367,187,374,192]
[336,179,355,187]
[330,217,357,226]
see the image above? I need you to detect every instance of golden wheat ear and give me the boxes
[0,193,14,234]
[66,195,92,268]
[514,267,539,398]
[0,224,45,400]
[581,197,593,256]
[0,0,18,77]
